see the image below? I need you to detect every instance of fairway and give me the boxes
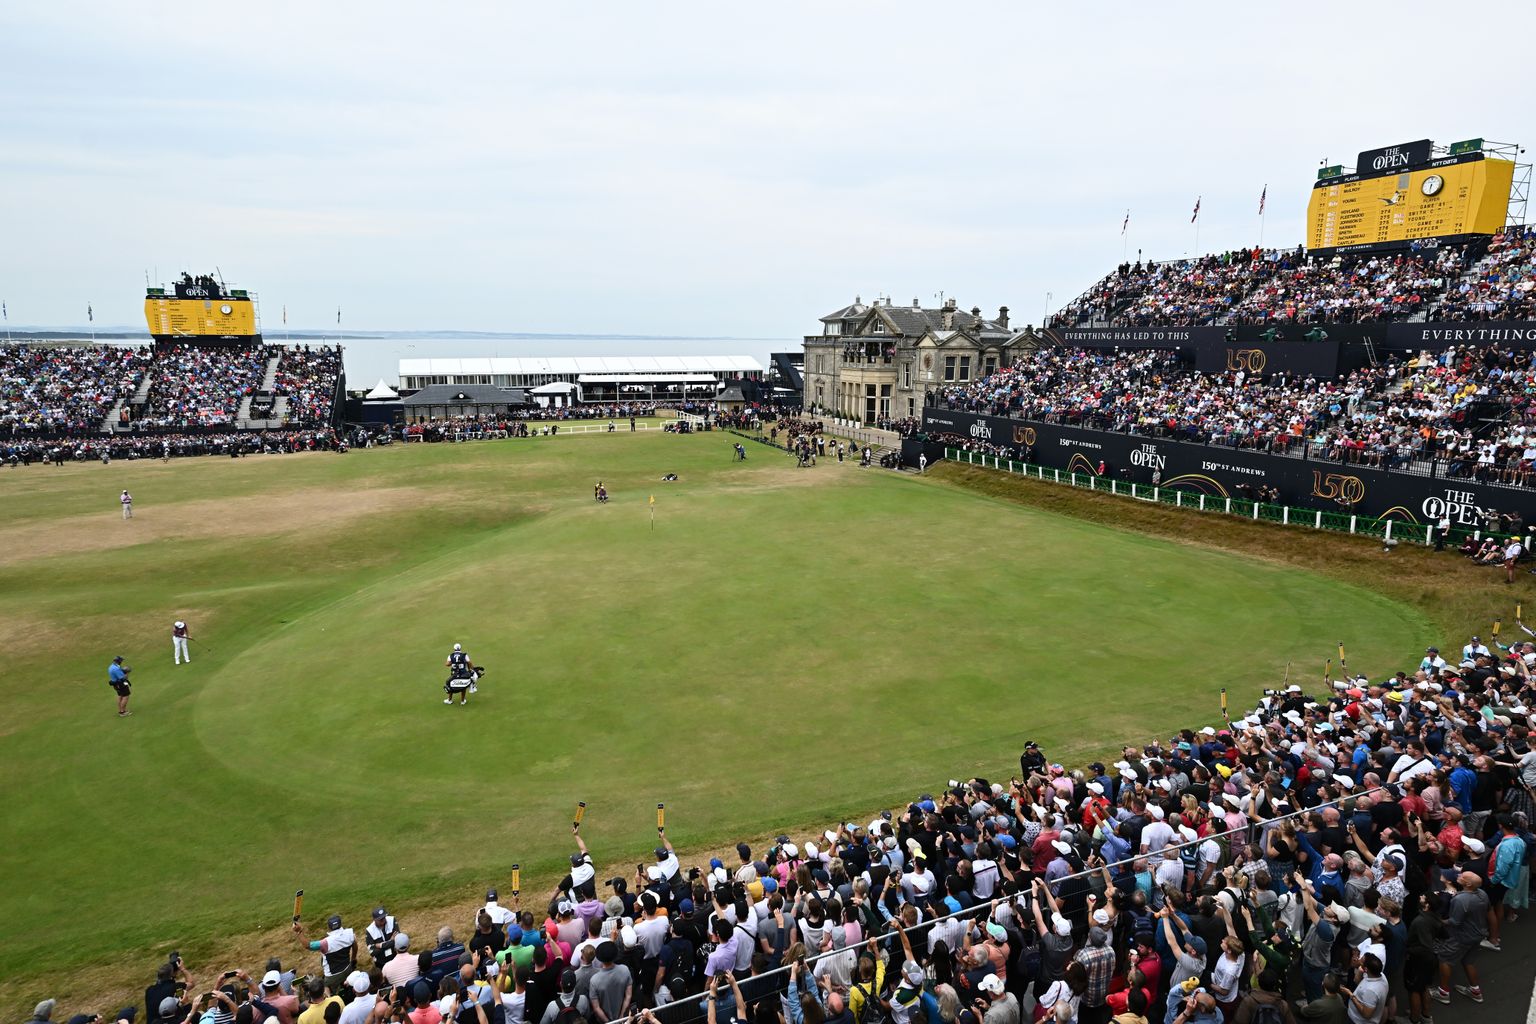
[0,432,1434,986]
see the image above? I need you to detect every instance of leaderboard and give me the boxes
[1307,152,1514,255]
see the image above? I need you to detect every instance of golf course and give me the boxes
[0,429,1436,1001]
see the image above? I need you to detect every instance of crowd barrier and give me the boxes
[921,407,1536,530]
[942,447,1536,552]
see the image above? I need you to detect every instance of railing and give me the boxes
[943,447,1534,550]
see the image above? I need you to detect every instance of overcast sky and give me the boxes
[1,1,1526,336]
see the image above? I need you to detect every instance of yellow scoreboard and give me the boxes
[1307,153,1513,254]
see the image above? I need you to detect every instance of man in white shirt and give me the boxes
[482,890,517,929]
[632,893,669,959]
[1463,637,1492,661]
[336,974,375,1024]
[1141,808,1174,855]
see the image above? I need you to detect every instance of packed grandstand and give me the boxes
[926,343,1536,486]
[0,343,343,438]
[33,670,1534,1024]
[1049,228,1536,329]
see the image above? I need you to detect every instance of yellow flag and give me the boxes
[649,495,655,505]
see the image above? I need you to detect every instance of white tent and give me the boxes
[364,378,399,400]
[529,381,579,394]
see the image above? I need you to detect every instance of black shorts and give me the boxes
[111,681,131,697]
[1488,882,1507,907]
[1403,948,1437,992]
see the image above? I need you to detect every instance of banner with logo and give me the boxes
[920,407,1536,527]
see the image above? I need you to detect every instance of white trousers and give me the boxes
[122,503,132,519]
[174,636,190,663]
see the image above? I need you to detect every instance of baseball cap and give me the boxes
[978,974,1004,995]
[261,970,282,989]
[1462,837,1487,855]
[560,970,577,992]
[158,999,181,1018]
[556,899,574,915]
[347,971,370,994]
[902,961,924,986]
[395,933,410,951]
[653,847,669,859]
[373,906,387,919]
[486,889,498,901]
[679,898,695,913]
[327,914,343,929]
[595,941,618,964]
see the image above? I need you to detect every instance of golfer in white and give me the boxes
[121,490,133,519]
[173,620,191,665]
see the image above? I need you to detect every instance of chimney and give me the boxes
[970,306,982,319]
[941,307,955,330]
[943,297,957,311]
[998,305,1010,329]
[912,297,920,310]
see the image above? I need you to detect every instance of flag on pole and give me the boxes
[649,494,655,505]
[2,301,6,320]
[88,304,93,322]
[282,305,287,325]
[1190,197,1201,223]
[336,307,341,325]
[1121,210,1129,235]
[1258,185,1267,215]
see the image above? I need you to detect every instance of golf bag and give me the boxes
[445,665,487,696]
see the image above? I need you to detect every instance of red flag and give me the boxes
[1190,197,1201,223]
[1258,185,1267,216]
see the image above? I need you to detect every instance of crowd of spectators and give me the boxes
[1438,228,1536,322]
[0,429,348,467]
[138,344,270,428]
[271,347,344,426]
[929,345,1536,483]
[1225,249,1465,326]
[1050,232,1536,329]
[35,651,1536,1024]
[0,345,151,437]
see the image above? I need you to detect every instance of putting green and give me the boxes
[0,431,1433,981]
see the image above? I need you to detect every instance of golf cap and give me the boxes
[1463,837,1487,855]
[373,906,387,919]
[327,914,343,929]
[261,970,282,988]
[395,933,410,950]
[174,621,185,629]
[113,655,124,663]
[486,889,498,901]
[903,961,925,985]
[557,900,574,915]
[570,853,585,866]
[158,999,181,1018]
[347,971,370,994]
[560,970,577,992]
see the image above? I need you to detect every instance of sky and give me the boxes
[0,1,1527,338]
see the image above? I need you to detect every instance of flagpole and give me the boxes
[1258,184,1268,248]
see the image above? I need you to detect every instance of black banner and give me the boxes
[1355,139,1435,175]
[1378,321,1536,351]
[920,407,1536,527]
[1037,321,1536,376]
[1041,325,1354,379]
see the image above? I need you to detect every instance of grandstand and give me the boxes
[1050,229,1535,330]
[0,342,344,440]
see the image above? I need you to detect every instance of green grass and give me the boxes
[0,432,1433,1001]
